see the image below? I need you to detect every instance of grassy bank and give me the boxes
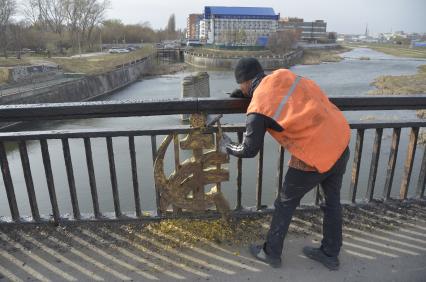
[346,43,426,59]
[369,65,426,95]
[369,64,426,142]
[300,47,351,65]
[0,45,154,77]
[50,45,154,74]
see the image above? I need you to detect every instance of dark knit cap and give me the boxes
[234,57,264,83]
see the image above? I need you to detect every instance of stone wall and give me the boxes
[184,49,304,70]
[7,65,62,84]
[0,57,153,105]
[181,72,210,121]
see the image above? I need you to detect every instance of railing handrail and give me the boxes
[0,120,426,141]
[0,96,426,122]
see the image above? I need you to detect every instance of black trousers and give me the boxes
[265,147,350,259]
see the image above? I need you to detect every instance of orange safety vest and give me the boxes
[247,69,351,173]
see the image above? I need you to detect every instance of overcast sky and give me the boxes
[106,0,426,35]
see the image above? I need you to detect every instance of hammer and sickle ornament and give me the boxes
[154,113,231,219]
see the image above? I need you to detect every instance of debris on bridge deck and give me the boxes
[0,200,425,282]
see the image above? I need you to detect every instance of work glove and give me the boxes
[218,133,232,154]
[229,89,245,98]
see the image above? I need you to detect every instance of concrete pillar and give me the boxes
[181,72,210,121]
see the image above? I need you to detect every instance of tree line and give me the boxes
[0,0,180,57]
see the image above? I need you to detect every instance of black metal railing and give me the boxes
[0,96,425,224]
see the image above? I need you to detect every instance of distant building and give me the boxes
[186,14,203,42]
[200,6,279,45]
[278,17,328,43]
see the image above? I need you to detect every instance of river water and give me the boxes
[1,48,425,218]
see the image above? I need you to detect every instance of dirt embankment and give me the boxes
[300,47,351,65]
[369,65,426,143]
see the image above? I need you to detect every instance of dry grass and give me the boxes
[0,68,10,84]
[300,47,350,65]
[0,45,154,76]
[369,65,426,95]
[346,43,426,59]
[50,46,154,74]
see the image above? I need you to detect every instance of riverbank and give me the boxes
[300,46,351,65]
[369,65,426,95]
[0,45,154,85]
[345,43,426,59]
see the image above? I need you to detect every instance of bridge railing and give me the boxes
[0,96,425,224]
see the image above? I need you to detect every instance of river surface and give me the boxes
[1,48,425,218]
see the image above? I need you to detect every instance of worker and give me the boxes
[225,57,351,270]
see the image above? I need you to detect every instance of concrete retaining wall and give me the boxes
[184,49,304,70]
[0,57,153,105]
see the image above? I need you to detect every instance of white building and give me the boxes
[200,6,279,46]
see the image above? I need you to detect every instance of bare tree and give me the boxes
[267,30,300,54]
[165,13,176,39]
[24,0,68,53]
[64,0,110,51]
[0,0,17,57]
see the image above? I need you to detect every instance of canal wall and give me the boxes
[184,49,304,70]
[0,56,153,105]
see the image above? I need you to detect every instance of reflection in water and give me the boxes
[1,48,424,217]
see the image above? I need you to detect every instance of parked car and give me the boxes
[108,48,130,54]
[126,46,136,51]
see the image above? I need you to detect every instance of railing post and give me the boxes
[19,140,40,221]
[61,138,80,220]
[151,135,162,217]
[416,145,426,199]
[383,128,401,200]
[366,128,383,201]
[400,127,419,200]
[40,139,60,223]
[236,132,243,210]
[256,144,264,210]
[276,146,285,197]
[349,129,364,203]
[106,137,121,218]
[84,137,101,218]
[129,136,142,217]
[0,141,20,221]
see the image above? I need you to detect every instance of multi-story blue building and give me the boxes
[198,6,279,46]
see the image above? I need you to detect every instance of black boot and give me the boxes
[303,246,339,271]
[249,244,282,268]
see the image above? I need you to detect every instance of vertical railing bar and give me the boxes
[315,185,322,206]
[18,140,40,221]
[151,135,162,217]
[383,128,401,200]
[0,141,20,222]
[84,137,101,218]
[276,146,285,197]
[349,129,364,204]
[215,123,222,192]
[106,137,121,218]
[173,134,180,171]
[256,144,264,210]
[366,128,383,202]
[61,138,80,220]
[40,139,60,223]
[400,127,419,200]
[129,136,141,217]
[416,143,426,199]
[172,133,182,215]
[236,132,243,210]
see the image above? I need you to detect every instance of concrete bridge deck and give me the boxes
[0,201,425,282]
